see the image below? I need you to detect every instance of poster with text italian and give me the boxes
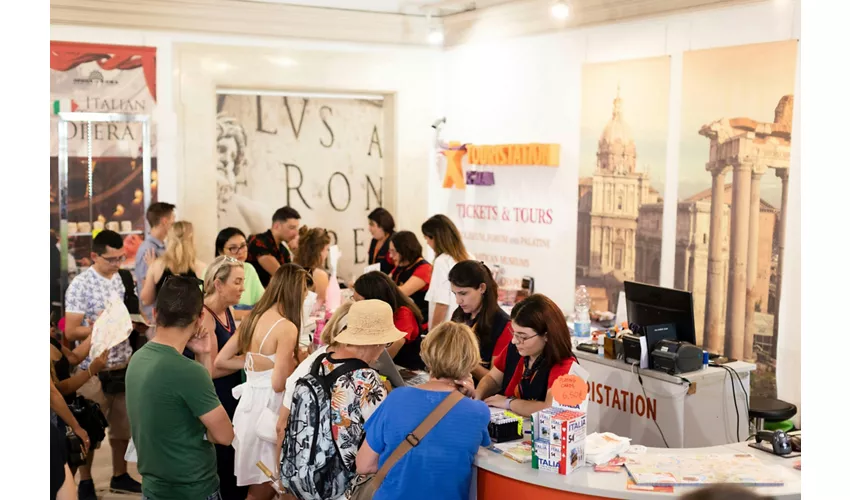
[215,94,385,279]
[679,40,798,397]
[575,57,671,314]
[50,41,158,268]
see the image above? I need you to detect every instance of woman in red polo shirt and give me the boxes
[353,271,425,370]
[388,231,432,329]
[449,260,512,381]
[474,294,576,417]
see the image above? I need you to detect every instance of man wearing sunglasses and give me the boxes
[64,230,141,498]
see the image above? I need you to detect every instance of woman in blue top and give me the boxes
[356,322,490,500]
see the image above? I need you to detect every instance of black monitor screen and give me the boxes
[623,281,696,346]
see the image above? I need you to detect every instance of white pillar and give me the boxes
[725,161,752,359]
[744,170,763,361]
[704,165,729,353]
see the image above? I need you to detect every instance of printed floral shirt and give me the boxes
[64,267,132,370]
[320,356,388,471]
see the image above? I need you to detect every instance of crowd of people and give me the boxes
[50,202,587,500]
[50,201,777,500]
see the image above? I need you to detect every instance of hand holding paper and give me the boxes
[90,298,133,360]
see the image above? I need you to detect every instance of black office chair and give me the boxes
[749,396,797,433]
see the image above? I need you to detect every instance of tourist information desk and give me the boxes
[471,441,802,499]
[574,351,755,448]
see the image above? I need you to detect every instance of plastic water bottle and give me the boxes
[574,285,591,339]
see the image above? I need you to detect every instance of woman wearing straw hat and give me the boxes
[304,300,405,475]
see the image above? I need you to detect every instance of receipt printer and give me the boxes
[622,333,649,368]
[650,340,703,375]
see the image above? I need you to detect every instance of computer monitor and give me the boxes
[623,281,696,346]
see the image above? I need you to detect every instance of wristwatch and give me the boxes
[505,397,515,410]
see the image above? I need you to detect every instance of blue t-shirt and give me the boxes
[364,387,490,500]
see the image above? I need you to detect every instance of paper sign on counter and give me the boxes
[552,374,589,407]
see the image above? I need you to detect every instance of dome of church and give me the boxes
[599,90,635,148]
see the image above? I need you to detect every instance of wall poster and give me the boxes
[50,41,158,268]
[215,93,385,279]
[678,40,798,398]
[575,57,671,314]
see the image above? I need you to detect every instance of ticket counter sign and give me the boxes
[440,142,560,190]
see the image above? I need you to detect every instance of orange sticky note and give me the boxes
[551,374,588,407]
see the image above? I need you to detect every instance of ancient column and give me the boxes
[771,167,790,359]
[704,165,729,353]
[725,161,753,359]
[744,168,764,361]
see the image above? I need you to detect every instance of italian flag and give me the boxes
[52,99,79,115]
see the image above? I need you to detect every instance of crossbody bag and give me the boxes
[348,390,463,500]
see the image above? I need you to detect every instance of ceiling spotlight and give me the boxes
[428,27,445,45]
[551,1,570,20]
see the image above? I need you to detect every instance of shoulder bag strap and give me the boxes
[371,390,464,487]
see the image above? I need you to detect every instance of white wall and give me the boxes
[439,0,801,413]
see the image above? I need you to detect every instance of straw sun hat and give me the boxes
[333,300,406,346]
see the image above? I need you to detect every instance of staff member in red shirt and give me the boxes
[367,208,395,274]
[449,261,512,381]
[388,231,432,329]
[353,271,425,370]
[474,294,577,417]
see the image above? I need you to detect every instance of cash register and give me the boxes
[622,282,703,374]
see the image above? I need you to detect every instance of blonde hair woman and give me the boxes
[421,214,471,329]
[140,221,206,306]
[185,255,247,499]
[215,263,308,500]
[355,322,490,499]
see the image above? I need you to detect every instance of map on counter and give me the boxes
[624,453,785,487]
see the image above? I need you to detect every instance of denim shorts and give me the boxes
[143,490,221,500]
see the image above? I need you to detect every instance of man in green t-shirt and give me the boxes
[126,276,235,500]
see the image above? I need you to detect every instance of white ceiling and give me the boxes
[241,0,514,16]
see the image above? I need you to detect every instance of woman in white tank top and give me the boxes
[215,263,308,500]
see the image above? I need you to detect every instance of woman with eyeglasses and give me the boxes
[185,255,247,500]
[388,230,432,330]
[421,214,471,330]
[474,294,577,418]
[294,226,331,307]
[449,261,513,382]
[215,227,265,318]
[140,221,206,307]
[214,263,307,500]
[353,271,425,370]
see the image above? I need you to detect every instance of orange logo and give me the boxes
[440,142,560,190]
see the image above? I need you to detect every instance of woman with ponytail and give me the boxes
[449,260,513,381]
[140,221,206,306]
[294,225,331,306]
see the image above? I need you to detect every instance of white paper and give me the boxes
[125,438,138,462]
[363,263,381,275]
[552,361,592,412]
[615,291,628,326]
[90,298,133,359]
[328,245,341,277]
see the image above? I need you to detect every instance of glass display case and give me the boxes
[51,112,155,311]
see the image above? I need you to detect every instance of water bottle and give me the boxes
[574,285,591,339]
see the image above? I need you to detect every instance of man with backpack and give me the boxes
[281,300,405,500]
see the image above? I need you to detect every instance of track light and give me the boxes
[425,13,444,46]
[428,27,445,45]
[551,1,570,20]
